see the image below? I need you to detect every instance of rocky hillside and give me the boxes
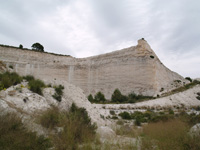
[0,39,187,98]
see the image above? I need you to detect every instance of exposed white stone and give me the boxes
[0,39,188,99]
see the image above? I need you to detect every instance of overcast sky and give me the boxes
[0,0,200,78]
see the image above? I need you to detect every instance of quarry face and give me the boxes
[0,39,187,98]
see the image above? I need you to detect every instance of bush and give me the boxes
[119,111,132,120]
[87,94,94,103]
[94,91,106,102]
[32,43,44,52]
[185,77,192,82]
[0,72,22,90]
[40,103,97,149]
[52,85,64,102]
[28,79,45,95]
[128,92,153,104]
[0,113,52,150]
[19,44,23,49]
[196,96,200,100]
[9,65,13,69]
[111,89,127,103]
[110,110,115,115]
[23,75,35,81]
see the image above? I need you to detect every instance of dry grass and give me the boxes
[115,125,141,138]
[39,104,97,150]
[141,119,200,150]
[0,113,51,150]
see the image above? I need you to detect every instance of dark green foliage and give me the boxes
[88,94,94,102]
[185,77,192,82]
[28,79,45,95]
[196,96,200,100]
[111,89,127,103]
[111,116,118,119]
[135,117,141,126]
[0,72,22,90]
[0,113,52,150]
[19,44,23,49]
[132,111,148,125]
[150,55,154,59]
[23,75,35,81]
[110,110,115,115]
[9,65,13,69]
[128,92,154,103]
[52,85,64,102]
[119,111,132,120]
[94,91,106,102]
[32,43,44,52]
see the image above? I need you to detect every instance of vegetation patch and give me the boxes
[162,80,200,97]
[0,72,22,90]
[88,92,106,103]
[28,79,46,95]
[119,111,132,120]
[89,89,154,104]
[52,85,64,102]
[185,77,192,82]
[141,119,200,150]
[39,103,97,150]
[0,113,52,150]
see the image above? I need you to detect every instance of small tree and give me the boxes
[19,44,23,49]
[31,43,44,52]
[111,89,127,103]
[185,77,192,83]
[94,92,106,102]
[88,94,94,102]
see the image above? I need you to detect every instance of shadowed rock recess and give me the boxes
[0,39,186,98]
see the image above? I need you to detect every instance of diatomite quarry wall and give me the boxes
[0,39,186,98]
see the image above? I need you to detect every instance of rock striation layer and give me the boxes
[0,39,187,98]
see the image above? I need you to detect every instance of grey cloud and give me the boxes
[0,0,199,77]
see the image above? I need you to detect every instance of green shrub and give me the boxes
[135,117,141,126]
[28,79,45,95]
[0,113,52,150]
[128,92,153,103]
[185,77,192,82]
[40,103,97,149]
[111,89,127,103]
[87,94,94,102]
[9,65,13,69]
[111,116,118,119]
[0,72,22,90]
[23,75,35,81]
[132,111,148,124]
[94,91,106,102]
[110,110,115,115]
[19,44,23,49]
[52,85,64,102]
[119,111,132,120]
